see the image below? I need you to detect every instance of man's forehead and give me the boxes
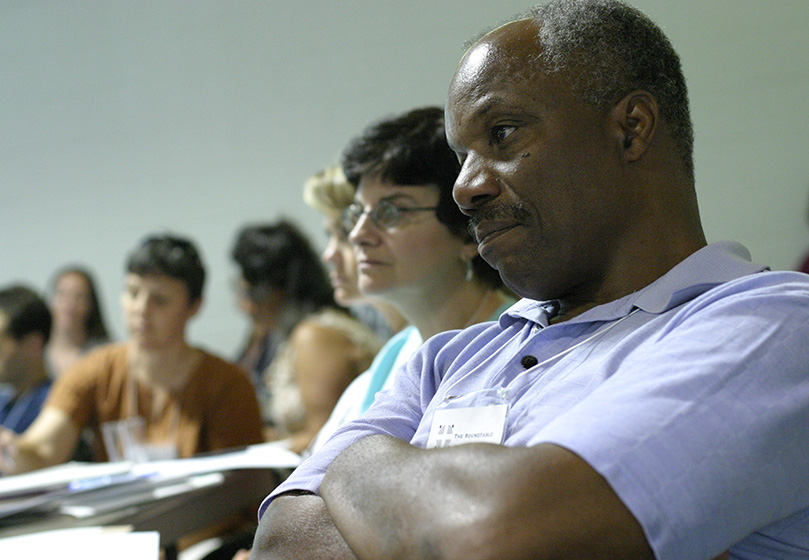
[462,21,539,71]
[451,22,544,104]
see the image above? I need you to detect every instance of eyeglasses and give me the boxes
[341,200,439,232]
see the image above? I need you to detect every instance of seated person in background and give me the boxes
[244,220,383,453]
[309,107,515,453]
[252,2,809,559]
[46,265,112,379]
[0,233,264,474]
[231,223,294,392]
[0,285,52,435]
[231,220,380,438]
[304,165,408,342]
[303,165,410,452]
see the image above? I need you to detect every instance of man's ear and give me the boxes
[611,90,658,162]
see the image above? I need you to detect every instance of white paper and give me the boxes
[0,526,159,560]
[129,440,301,479]
[0,461,133,497]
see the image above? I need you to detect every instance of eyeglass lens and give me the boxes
[342,200,436,232]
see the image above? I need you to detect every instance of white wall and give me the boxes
[2,1,808,357]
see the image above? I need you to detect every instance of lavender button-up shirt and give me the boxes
[263,241,809,560]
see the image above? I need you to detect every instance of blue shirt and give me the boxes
[0,380,51,434]
[263,242,809,560]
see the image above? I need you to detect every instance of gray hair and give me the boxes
[503,0,695,179]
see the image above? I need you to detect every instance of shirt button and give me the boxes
[521,355,538,369]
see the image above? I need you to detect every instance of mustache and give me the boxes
[467,202,530,240]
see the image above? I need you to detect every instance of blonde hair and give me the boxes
[303,165,355,218]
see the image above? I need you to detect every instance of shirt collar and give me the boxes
[503,241,768,326]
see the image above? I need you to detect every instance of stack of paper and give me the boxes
[0,440,300,523]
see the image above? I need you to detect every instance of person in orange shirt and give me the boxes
[0,233,263,474]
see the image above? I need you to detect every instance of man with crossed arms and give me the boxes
[252,1,809,558]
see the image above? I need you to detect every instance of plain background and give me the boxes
[2,1,808,357]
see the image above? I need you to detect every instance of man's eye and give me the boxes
[489,125,516,145]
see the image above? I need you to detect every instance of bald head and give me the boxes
[452,19,540,89]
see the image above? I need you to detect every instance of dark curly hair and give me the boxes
[231,220,335,312]
[341,106,502,289]
[126,233,206,303]
[0,285,52,344]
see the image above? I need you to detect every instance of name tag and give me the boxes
[426,404,507,449]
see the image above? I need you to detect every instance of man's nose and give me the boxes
[453,154,500,213]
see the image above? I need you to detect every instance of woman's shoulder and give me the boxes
[294,308,383,354]
[50,343,128,395]
[194,347,250,377]
[67,342,127,374]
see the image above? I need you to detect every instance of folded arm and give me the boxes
[252,492,359,560]
[320,434,654,560]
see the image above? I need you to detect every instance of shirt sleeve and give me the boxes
[534,274,809,560]
[258,334,439,517]
[43,349,107,428]
[203,360,265,451]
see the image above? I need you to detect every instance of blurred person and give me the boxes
[234,220,382,453]
[302,165,409,455]
[304,165,408,339]
[213,177,404,560]
[46,266,112,379]
[231,221,336,410]
[0,233,263,475]
[0,285,52,435]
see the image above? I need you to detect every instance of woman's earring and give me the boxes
[465,258,474,282]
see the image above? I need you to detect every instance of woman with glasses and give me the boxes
[0,234,265,474]
[309,106,516,452]
[304,166,408,341]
